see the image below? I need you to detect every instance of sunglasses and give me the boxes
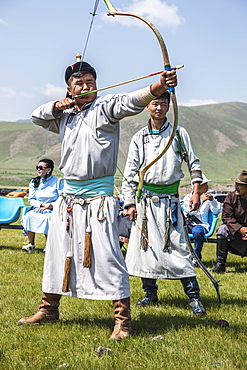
[36,165,48,170]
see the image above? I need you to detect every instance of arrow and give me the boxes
[72,65,184,98]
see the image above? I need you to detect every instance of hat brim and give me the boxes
[201,179,211,185]
[231,177,247,184]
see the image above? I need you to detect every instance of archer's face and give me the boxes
[67,73,97,105]
[235,183,247,198]
[146,98,169,121]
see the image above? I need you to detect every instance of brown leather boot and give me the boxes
[109,297,131,341]
[18,293,61,325]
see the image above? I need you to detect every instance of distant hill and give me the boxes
[0,101,246,188]
[118,101,247,186]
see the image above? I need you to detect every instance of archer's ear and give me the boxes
[67,86,72,96]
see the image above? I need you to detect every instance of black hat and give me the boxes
[65,61,97,84]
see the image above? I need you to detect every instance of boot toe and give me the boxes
[190,299,206,316]
[18,315,43,325]
[17,310,59,325]
[136,295,158,306]
[109,324,131,341]
[211,263,226,273]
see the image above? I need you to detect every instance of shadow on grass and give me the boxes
[57,311,238,338]
[159,295,247,309]
[0,245,18,251]
[0,245,45,253]
[196,259,247,273]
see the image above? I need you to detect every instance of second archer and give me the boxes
[122,91,206,316]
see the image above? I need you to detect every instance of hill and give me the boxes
[0,101,246,189]
[118,101,247,188]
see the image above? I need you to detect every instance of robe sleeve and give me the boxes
[122,135,141,206]
[30,101,62,134]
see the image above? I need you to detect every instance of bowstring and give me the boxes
[75,1,131,187]
[73,0,100,106]
[81,0,100,61]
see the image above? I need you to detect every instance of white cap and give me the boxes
[201,174,211,185]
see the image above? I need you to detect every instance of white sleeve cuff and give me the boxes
[135,86,157,106]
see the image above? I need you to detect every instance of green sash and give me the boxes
[143,180,180,195]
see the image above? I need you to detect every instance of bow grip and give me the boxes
[165,65,175,95]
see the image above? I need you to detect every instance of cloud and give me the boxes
[0,18,8,26]
[40,83,65,99]
[101,0,184,29]
[180,99,218,107]
[0,86,33,98]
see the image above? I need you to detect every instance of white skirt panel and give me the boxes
[42,196,130,300]
[125,195,195,279]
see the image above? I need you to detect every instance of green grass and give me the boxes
[1,228,247,369]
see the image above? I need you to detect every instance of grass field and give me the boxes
[1,227,247,370]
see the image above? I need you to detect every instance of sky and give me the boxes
[0,0,246,121]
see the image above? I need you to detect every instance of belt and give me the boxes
[143,180,180,194]
[145,193,179,203]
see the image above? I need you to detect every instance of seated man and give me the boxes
[211,170,247,273]
[183,174,222,266]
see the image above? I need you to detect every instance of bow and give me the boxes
[102,1,222,302]
[103,0,178,202]
[183,223,221,303]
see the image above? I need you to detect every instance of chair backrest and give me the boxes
[181,204,219,239]
[0,196,25,224]
[204,209,219,239]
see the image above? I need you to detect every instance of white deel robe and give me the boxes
[123,121,202,279]
[42,195,130,300]
[31,87,157,300]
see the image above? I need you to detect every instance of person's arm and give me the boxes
[28,181,42,208]
[102,70,178,122]
[189,182,201,211]
[202,193,222,215]
[56,178,64,196]
[31,101,62,133]
[182,193,194,214]
[122,135,141,221]
[40,178,64,210]
[177,127,202,211]
[222,193,244,236]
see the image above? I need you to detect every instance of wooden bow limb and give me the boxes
[183,223,221,304]
[72,65,184,99]
[103,0,179,203]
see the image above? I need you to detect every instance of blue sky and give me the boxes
[0,0,246,121]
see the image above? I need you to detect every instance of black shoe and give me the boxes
[136,294,158,306]
[211,262,226,273]
[189,299,206,316]
[192,258,199,268]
